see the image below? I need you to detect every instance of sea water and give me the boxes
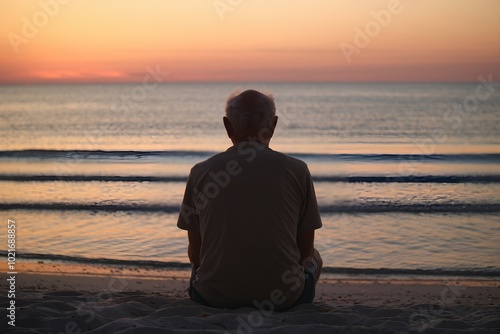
[1,82,499,275]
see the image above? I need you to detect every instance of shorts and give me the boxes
[188,266,211,307]
[188,254,320,309]
[291,252,321,306]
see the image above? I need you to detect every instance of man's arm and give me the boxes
[297,229,314,265]
[187,230,202,268]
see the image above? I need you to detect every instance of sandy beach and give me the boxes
[1,262,499,333]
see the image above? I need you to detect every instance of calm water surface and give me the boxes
[1,82,499,274]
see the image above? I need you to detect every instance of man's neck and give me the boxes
[233,139,270,148]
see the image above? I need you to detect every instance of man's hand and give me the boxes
[188,230,202,267]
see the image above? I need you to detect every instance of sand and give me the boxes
[2,262,500,333]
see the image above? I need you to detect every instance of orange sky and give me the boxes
[1,0,499,83]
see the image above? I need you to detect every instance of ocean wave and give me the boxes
[1,149,500,163]
[1,203,499,213]
[1,174,500,183]
[0,175,187,182]
[2,252,499,277]
[0,149,216,160]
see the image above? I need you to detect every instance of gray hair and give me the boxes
[225,89,276,139]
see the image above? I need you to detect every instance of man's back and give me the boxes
[177,141,322,310]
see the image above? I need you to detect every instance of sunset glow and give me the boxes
[1,0,499,83]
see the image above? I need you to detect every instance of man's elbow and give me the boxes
[187,230,202,267]
[297,229,315,264]
[188,244,201,267]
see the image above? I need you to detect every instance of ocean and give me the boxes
[1,82,499,277]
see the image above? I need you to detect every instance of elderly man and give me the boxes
[177,89,323,311]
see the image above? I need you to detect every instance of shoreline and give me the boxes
[11,259,500,285]
[9,260,500,294]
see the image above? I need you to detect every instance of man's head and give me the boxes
[223,89,278,145]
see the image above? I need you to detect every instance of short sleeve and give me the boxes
[177,171,200,231]
[298,168,322,231]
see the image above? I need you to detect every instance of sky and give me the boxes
[0,0,499,83]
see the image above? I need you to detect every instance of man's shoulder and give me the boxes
[190,152,224,172]
[189,150,235,176]
[269,149,309,172]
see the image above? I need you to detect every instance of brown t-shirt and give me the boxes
[177,141,322,310]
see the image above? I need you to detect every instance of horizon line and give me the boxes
[0,80,497,86]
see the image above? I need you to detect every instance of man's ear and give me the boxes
[258,115,279,143]
[223,116,233,139]
[270,115,278,132]
[267,115,278,138]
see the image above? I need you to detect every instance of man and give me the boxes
[177,89,323,311]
